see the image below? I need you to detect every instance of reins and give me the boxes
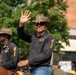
[11,65,31,75]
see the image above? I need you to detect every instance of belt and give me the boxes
[31,65,51,69]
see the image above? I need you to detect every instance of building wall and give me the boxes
[60,0,76,52]
[53,0,76,64]
[66,0,76,28]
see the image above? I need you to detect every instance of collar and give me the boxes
[36,31,48,38]
[3,41,10,49]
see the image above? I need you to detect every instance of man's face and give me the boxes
[34,22,47,33]
[0,35,7,42]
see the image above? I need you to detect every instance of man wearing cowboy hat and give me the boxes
[17,10,55,75]
[0,28,19,74]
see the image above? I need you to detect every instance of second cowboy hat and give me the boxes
[0,28,12,36]
[31,14,50,27]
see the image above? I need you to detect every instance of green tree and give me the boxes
[0,0,69,59]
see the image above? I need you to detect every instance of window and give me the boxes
[53,52,76,61]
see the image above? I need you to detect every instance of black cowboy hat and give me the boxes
[31,14,50,27]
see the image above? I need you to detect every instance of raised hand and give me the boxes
[19,10,31,27]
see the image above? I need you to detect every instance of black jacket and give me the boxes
[0,41,19,71]
[18,27,55,68]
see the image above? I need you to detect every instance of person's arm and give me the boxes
[17,10,32,42]
[18,36,55,67]
[28,36,55,65]
[17,27,32,43]
[1,45,19,69]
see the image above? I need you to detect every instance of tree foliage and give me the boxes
[0,0,69,59]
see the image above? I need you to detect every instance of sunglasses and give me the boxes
[0,34,7,37]
[0,35,3,37]
[35,22,46,26]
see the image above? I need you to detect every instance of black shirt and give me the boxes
[0,41,19,71]
[18,27,55,68]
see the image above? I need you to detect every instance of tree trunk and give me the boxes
[39,0,43,4]
[27,0,32,5]
[49,0,54,6]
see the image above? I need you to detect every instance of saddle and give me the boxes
[0,66,31,75]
